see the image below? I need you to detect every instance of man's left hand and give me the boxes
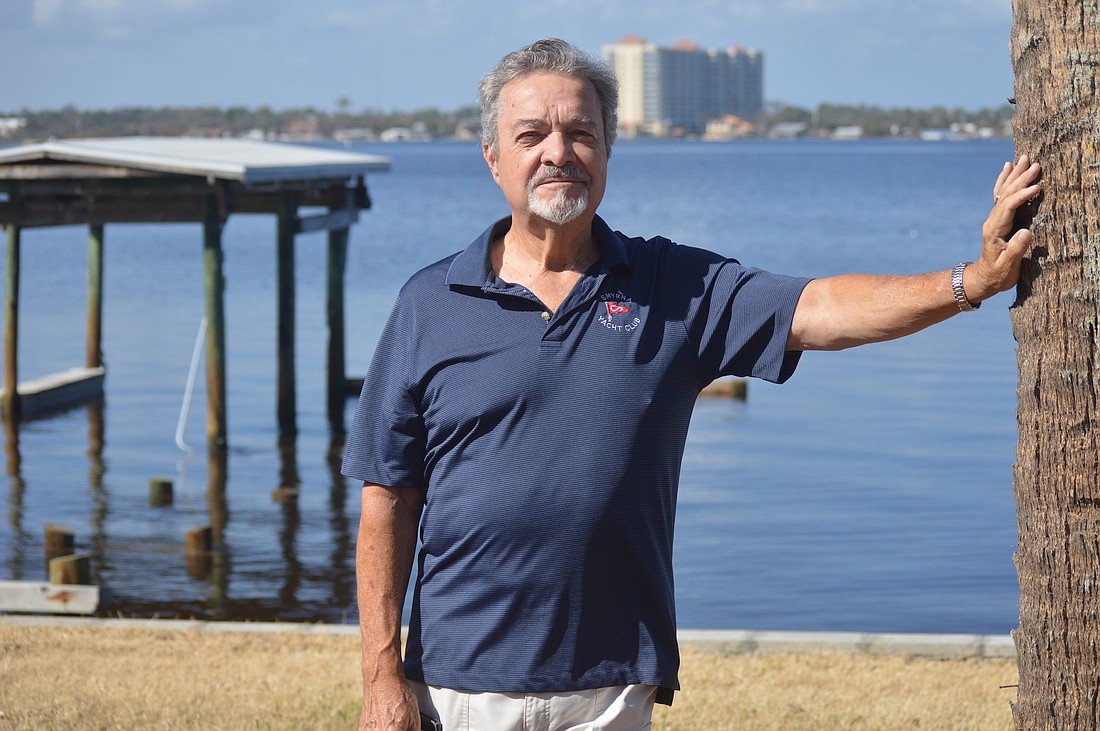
[968,155,1042,300]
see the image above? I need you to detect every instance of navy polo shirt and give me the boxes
[343,214,810,694]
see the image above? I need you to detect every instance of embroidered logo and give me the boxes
[598,292,641,333]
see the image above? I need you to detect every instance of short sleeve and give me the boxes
[341,296,427,489]
[670,244,810,386]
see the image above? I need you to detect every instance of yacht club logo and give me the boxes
[598,292,641,332]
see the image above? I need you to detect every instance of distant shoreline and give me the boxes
[0,100,1014,146]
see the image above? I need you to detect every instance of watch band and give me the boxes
[951,262,980,312]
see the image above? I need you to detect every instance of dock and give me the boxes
[0,137,390,445]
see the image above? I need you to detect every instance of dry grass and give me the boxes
[655,650,1017,731]
[0,623,1017,730]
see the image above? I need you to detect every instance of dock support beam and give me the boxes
[276,194,297,439]
[3,225,20,421]
[202,197,227,450]
[86,224,104,368]
[326,224,349,431]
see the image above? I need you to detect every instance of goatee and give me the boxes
[527,164,591,225]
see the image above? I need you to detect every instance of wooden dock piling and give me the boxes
[326,225,349,430]
[700,377,748,399]
[149,478,173,506]
[44,524,74,563]
[49,552,92,585]
[202,196,227,450]
[3,225,20,420]
[86,224,104,368]
[276,192,298,438]
[185,525,213,555]
[185,525,214,580]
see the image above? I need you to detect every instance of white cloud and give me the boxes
[777,0,855,13]
[32,0,62,26]
[30,0,273,39]
[314,0,472,38]
[314,4,401,31]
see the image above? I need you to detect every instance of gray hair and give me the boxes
[478,38,619,158]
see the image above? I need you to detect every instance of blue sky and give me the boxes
[0,0,1016,113]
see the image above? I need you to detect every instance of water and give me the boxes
[2,138,1021,634]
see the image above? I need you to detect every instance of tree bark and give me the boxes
[1010,1,1100,729]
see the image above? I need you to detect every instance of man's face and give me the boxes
[483,72,608,227]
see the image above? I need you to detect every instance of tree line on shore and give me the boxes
[0,101,1014,143]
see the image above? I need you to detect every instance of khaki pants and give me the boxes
[409,680,656,731]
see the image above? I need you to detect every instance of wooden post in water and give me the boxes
[205,450,229,607]
[202,196,227,450]
[49,553,91,585]
[149,477,173,506]
[185,525,214,580]
[3,225,20,420]
[86,224,104,368]
[276,192,298,438]
[326,224,349,431]
[44,524,74,563]
[185,525,213,554]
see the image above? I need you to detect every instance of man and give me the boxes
[343,38,1041,731]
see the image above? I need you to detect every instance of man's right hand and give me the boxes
[359,673,421,730]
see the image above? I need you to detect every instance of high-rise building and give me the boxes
[603,35,764,137]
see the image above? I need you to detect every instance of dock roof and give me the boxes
[0,136,391,228]
[0,136,390,185]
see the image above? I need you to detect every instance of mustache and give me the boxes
[528,164,591,189]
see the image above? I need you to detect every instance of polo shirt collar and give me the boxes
[445,214,629,289]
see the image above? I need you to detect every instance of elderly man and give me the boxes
[343,38,1040,731]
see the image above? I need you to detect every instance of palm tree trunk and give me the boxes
[1010,1,1100,728]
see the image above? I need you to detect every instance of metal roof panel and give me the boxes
[0,137,391,184]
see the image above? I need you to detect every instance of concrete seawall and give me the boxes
[0,615,1015,660]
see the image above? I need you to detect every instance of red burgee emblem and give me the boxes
[605,302,630,316]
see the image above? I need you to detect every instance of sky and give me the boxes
[0,0,1017,114]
